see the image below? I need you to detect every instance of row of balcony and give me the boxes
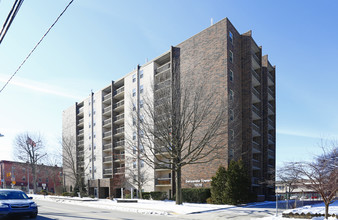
[155,62,170,74]
[155,177,171,186]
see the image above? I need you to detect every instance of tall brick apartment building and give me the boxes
[0,160,63,194]
[62,18,276,200]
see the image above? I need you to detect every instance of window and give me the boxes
[93,109,96,115]
[39,178,42,182]
[89,136,91,139]
[22,176,26,181]
[94,132,96,138]
[133,161,137,168]
[140,160,144,168]
[132,74,136,82]
[229,109,234,121]
[229,89,234,101]
[133,132,136,140]
[46,178,49,183]
[140,85,144,94]
[229,50,233,63]
[139,70,143,79]
[229,31,233,44]
[94,155,96,161]
[140,145,144,153]
[229,69,233,82]
[133,103,136,111]
[139,115,144,123]
[94,167,97,173]
[133,146,137,154]
[89,111,91,117]
[132,88,136,97]
[94,144,96,149]
[89,122,91,128]
[140,100,143,108]
[133,117,136,126]
[139,130,144,138]
[89,144,91,150]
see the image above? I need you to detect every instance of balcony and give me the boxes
[155,163,171,170]
[103,93,112,104]
[78,151,84,158]
[114,127,124,137]
[156,62,170,74]
[252,122,260,137]
[251,68,260,87]
[155,78,171,91]
[103,118,111,128]
[252,105,261,120]
[103,143,112,151]
[252,141,261,153]
[113,100,124,112]
[252,87,260,103]
[103,156,113,163]
[114,167,125,174]
[103,131,112,140]
[78,129,84,136]
[103,168,112,175]
[251,53,260,70]
[78,118,84,126]
[252,159,261,170]
[77,140,84,146]
[114,140,125,150]
[268,71,274,86]
[114,113,124,125]
[268,134,275,145]
[268,118,274,130]
[268,149,275,159]
[113,87,124,99]
[103,106,111,116]
[78,160,84,167]
[268,103,274,115]
[77,107,84,116]
[252,177,260,186]
[268,87,274,101]
[155,177,171,186]
[113,154,125,162]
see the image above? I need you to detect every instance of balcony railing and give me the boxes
[77,107,84,114]
[155,178,171,185]
[103,119,111,126]
[77,140,84,146]
[252,51,260,65]
[252,177,259,185]
[268,149,275,159]
[103,143,112,151]
[113,87,124,96]
[252,105,260,116]
[268,71,274,83]
[251,68,260,81]
[155,79,171,91]
[78,129,84,136]
[103,106,111,114]
[155,163,171,170]
[114,167,125,174]
[156,62,170,74]
[252,159,260,168]
[268,134,275,143]
[268,118,274,127]
[114,100,124,109]
[268,103,274,112]
[103,131,112,138]
[78,118,84,124]
[114,114,124,121]
[103,93,112,101]
[252,123,260,133]
[113,154,125,161]
[268,87,274,98]
[114,127,124,135]
[252,141,260,152]
[103,156,112,163]
[114,140,125,148]
[103,168,112,175]
[252,87,260,98]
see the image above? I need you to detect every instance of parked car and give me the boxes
[0,189,38,219]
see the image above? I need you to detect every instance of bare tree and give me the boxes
[13,133,47,193]
[287,144,337,219]
[132,67,227,204]
[61,136,88,195]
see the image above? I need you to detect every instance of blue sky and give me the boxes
[0,0,337,168]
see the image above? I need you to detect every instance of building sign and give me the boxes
[185,179,211,187]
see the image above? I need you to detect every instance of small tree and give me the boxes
[13,133,47,193]
[211,166,227,204]
[211,160,253,205]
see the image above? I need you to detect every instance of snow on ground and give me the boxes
[29,194,234,216]
[29,194,338,219]
[283,200,338,216]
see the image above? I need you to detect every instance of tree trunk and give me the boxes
[32,165,37,194]
[175,166,182,205]
[325,203,329,219]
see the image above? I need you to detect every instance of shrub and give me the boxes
[62,192,70,197]
[206,197,213,204]
[150,191,167,200]
[182,188,211,203]
[142,192,151,200]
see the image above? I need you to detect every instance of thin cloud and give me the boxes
[277,129,338,139]
[0,75,83,100]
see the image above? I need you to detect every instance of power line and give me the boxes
[0,0,24,45]
[0,0,74,94]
